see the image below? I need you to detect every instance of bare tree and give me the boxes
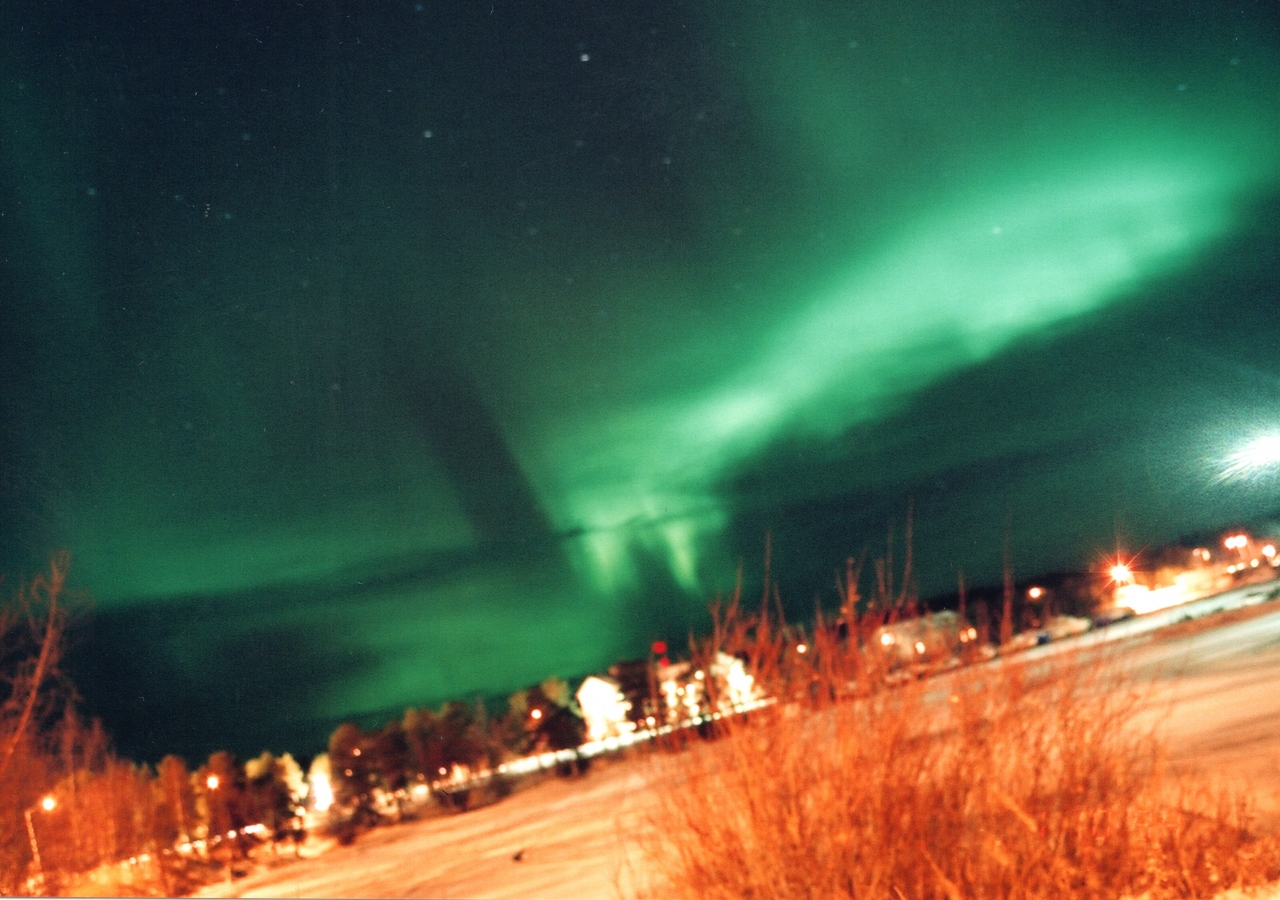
[0,553,77,894]
[0,552,72,783]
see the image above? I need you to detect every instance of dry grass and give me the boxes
[639,592,1280,900]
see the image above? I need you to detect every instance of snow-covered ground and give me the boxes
[194,593,1280,899]
[194,754,663,899]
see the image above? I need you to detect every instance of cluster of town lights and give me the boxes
[1223,533,1278,574]
[1106,531,1280,616]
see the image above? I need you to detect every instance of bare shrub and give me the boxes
[642,596,1280,899]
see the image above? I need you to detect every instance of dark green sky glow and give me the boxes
[1,0,1278,761]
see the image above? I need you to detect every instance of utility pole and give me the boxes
[1000,515,1014,647]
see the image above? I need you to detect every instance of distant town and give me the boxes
[4,524,1279,896]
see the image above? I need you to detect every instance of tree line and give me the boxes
[0,554,602,892]
[323,677,588,836]
[0,556,308,895]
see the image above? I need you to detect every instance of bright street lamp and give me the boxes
[204,773,233,883]
[24,795,55,896]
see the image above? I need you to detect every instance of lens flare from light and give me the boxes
[1218,434,1280,482]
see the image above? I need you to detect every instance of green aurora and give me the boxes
[0,0,1277,760]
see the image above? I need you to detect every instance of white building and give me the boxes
[575,675,635,742]
[709,651,759,713]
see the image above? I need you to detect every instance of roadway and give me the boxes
[1123,598,1280,811]
[1005,577,1280,812]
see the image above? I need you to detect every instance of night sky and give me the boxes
[1,0,1278,763]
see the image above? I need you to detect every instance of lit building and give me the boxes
[709,651,759,713]
[575,675,635,742]
[872,610,976,666]
[656,660,709,724]
[307,754,334,814]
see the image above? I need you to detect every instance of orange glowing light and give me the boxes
[1109,563,1133,584]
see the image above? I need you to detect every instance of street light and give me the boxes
[205,774,231,884]
[24,795,55,896]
